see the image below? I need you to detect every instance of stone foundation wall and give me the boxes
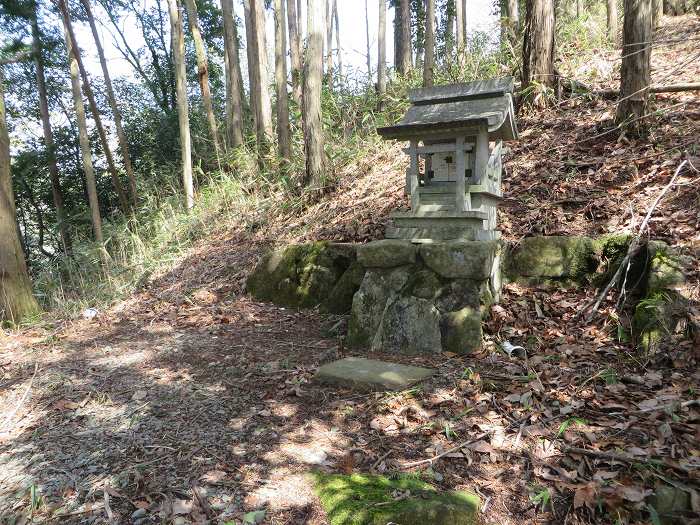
[246,236,693,353]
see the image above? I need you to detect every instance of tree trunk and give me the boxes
[396,0,412,74]
[303,0,325,188]
[183,0,222,161]
[334,0,341,78]
[167,0,194,208]
[616,0,652,133]
[59,0,130,215]
[606,0,618,41]
[0,66,40,323]
[287,0,302,104]
[325,0,333,79]
[522,0,556,89]
[455,0,464,56]
[274,0,291,160]
[576,0,582,17]
[245,0,274,149]
[81,0,137,206]
[506,0,520,42]
[445,0,454,58]
[378,0,387,98]
[365,0,372,82]
[61,5,104,243]
[652,0,663,26]
[31,9,71,255]
[222,0,245,148]
[423,0,435,86]
[663,0,687,15]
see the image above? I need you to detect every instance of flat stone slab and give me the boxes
[315,357,435,391]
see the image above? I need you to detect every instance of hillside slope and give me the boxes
[0,14,698,525]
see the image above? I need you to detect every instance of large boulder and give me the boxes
[357,239,417,268]
[504,236,598,281]
[247,242,355,308]
[322,262,366,314]
[346,267,411,347]
[420,241,499,280]
[371,296,442,354]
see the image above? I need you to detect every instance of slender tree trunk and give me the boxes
[0,66,40,323]
[576,0,582,17]
[244,0,274,149]
[287,0,302,104]
[397,0,412,74]
[325,0,333,78]
[243,0,259,135]
[183,0,222,161]
[506,0,520,42]
[274,0,291,160]
[61,7,104,243]
[303,0,326,188]
[365,0,372,82]
[222,0,245,147]
[461,0,467,41]
[81,0,137,206]
[31,9,71,255]
[378,0,387,98]
[167,0,194,208]
[455,0,464,57]
[522,0,556,90]
[445,0,454,58]
[423,0,435,86]
[59,0,130,214]
[616,0,652,133]
[606,0,618,41]
[333,0,341,78]
[652,0,663,26]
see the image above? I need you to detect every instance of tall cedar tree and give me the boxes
[183,0,222,160]
[303,0,326,187]
[222,0,245,147]
[423,0,435,86]
[244,0,273,149]
[60,0,104,243]
[81,0,138,205]
[522,0,555,90]
[616,0,652,133]
[607,0,618,41]
[31,4,71,254]
[396,0,412,74]
[377,0,387,100]
[274,0,291,159]
[0,65,40,323]
[286,0,302,104]
[167,0,194,208]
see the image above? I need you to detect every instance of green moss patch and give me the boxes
[313,472,480,525]
[504,236,599,282]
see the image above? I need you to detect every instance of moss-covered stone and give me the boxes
[632,291,679,351]
[247,242,355,308]
[313,473,480,525]
[371,295,442,354]
[420,240,500,279]
[647,242,688,294]
[505,236,598,282]
[357,239,416,268]
[404,268,444,300]
[441,307,482,354]
[323,262,366,314]
[649,484,692,524]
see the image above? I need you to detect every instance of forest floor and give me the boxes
[1,14,699,525]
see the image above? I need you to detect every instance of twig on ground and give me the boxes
[562,446,689,475]
[399,432,490,469]
[579,159,690,321]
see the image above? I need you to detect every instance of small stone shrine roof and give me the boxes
[377,77,518,141]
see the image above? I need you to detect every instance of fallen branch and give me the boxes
[580,159,689,322]
[399,432,490,469]
[562,446,689,475]
[593,83,700,99]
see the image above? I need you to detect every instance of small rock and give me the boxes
[172,517,188,525]
[243,509,266,524]
[131,508,147,520]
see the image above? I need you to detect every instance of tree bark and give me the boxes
[652,0,663,26]
[365,0,372,82]
[445,0,454,58]
[287,0,302,104]
[167,0,194,208]
[183,0,222,161]
[221,0,245,148]
[81,0,137,206]
[663,0,688,15]
[303,0,326,188]
[506,0,520,43]
[59,0,130,215]
[522,0,556,89]
[616,0,652,133]
[31,8,71,255]
[0,66,40,323]
[60,5,104,243]
[455,0,464,54]
[325,0,333,78]
[333,0,341,77]
[396,0,412,74]
[274,0,291,160]
[378,0,387,98]
[423,0,435,86]
[606,0,618,41]
[244,0,274,149]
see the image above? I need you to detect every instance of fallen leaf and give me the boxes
[200,470,227,484]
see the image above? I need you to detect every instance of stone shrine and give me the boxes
[377,77,518,243]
